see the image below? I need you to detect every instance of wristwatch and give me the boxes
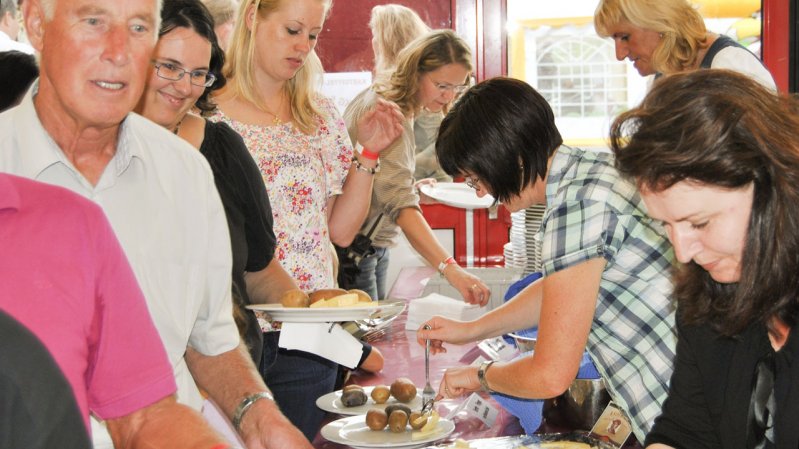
[232,391,274,432]
[477,360,495,392]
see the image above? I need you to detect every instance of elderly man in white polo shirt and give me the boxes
[0,0,313,448]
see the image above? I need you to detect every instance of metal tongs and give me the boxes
[421,324,436,413]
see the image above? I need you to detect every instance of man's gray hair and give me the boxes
[0,0,18,17]
[39,0,163,24]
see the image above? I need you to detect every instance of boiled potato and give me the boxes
[388,409,408,433]
[349,288,373,302]
[279,289,310,308]
[309,288,347,304]
[384,404,411,418]
[390,377,417,403]
[371,385,390,404]
[341,387,368,407]
[365,409,388,431]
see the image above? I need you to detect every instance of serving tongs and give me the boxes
[421,324,436,413]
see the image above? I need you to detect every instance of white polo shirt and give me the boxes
[0,87,240,412]
[0,30,34,54]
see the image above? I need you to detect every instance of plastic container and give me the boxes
[420,267,524,310]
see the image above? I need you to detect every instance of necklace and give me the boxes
[259,91,285,126]
[173,118,183,135]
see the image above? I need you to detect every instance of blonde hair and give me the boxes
[369,4,429,76]
[594,0,708,74]
[374,29,472,116]
[224,0,331,135]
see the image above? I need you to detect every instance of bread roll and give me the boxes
[279,289,310,308]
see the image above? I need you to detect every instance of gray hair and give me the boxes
[0,0,17,17]
[39,0,163,26]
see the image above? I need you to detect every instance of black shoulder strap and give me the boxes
[700,35,760,69]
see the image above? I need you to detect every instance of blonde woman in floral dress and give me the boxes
[209,0,402,440]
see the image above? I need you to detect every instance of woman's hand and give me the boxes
[436,365,481,400]
[356,98,404,153]
[442,264,491,306]
[416,316,475,355]
[414,178,439,204]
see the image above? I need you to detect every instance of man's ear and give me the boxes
[23,0,45,52]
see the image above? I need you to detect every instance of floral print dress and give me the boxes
[210,96,353,293]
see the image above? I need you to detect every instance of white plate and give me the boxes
[246,301,405,323]
[316,386,423,416]
[420,182,495,209]
[321,414,455,449]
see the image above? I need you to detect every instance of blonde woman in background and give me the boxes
[201,0,239,50]
[594,0,776,90]
[342,29,490,304]
[370,4,451,182]
[209,0,402,440]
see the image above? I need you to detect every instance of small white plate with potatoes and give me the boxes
[246,288,405,323]
[320,413,454,449]
[316,381,422,416]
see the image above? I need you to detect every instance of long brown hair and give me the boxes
[610,69,799,336]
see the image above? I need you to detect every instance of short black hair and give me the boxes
[160,0,226,113]
[436,77,562,204]
[0,50,38,112]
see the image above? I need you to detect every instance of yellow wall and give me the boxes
[696,0,761,18]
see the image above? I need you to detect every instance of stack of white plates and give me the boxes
[504,242,526,269]
[506,205,546,274]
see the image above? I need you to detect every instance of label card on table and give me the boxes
[278,322,363,368]
[589,401,633,448]
[477,336,518,361]
[460,392,499,427]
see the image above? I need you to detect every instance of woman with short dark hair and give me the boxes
[611,69,799,448]
[419,77,676,442]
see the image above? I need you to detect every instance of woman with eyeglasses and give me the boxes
[612,69,799,449]
[136,0,293,371]
[368,4,450,183]
[135,3,399,440]
[341,29,490,304]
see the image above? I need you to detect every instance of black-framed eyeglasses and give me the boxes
[152,61,216,87]
[465,176,480,190]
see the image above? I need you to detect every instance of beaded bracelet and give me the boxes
[352,156,380,175]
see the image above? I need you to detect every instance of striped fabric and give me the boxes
[540,145,677,442]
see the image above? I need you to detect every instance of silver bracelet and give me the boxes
[477,360,495,392]
[352,156,380,174]
[232,391,274,432]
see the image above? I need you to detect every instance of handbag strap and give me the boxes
[363,213,384,239]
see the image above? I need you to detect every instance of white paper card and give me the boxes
[278,322,363,368]
[589,401,633,448]
[477,337,517,361]
[462,392,499,427]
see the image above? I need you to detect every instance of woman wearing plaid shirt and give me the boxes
[417,77,677,442]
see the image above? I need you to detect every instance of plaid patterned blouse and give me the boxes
[540,145,677,441]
